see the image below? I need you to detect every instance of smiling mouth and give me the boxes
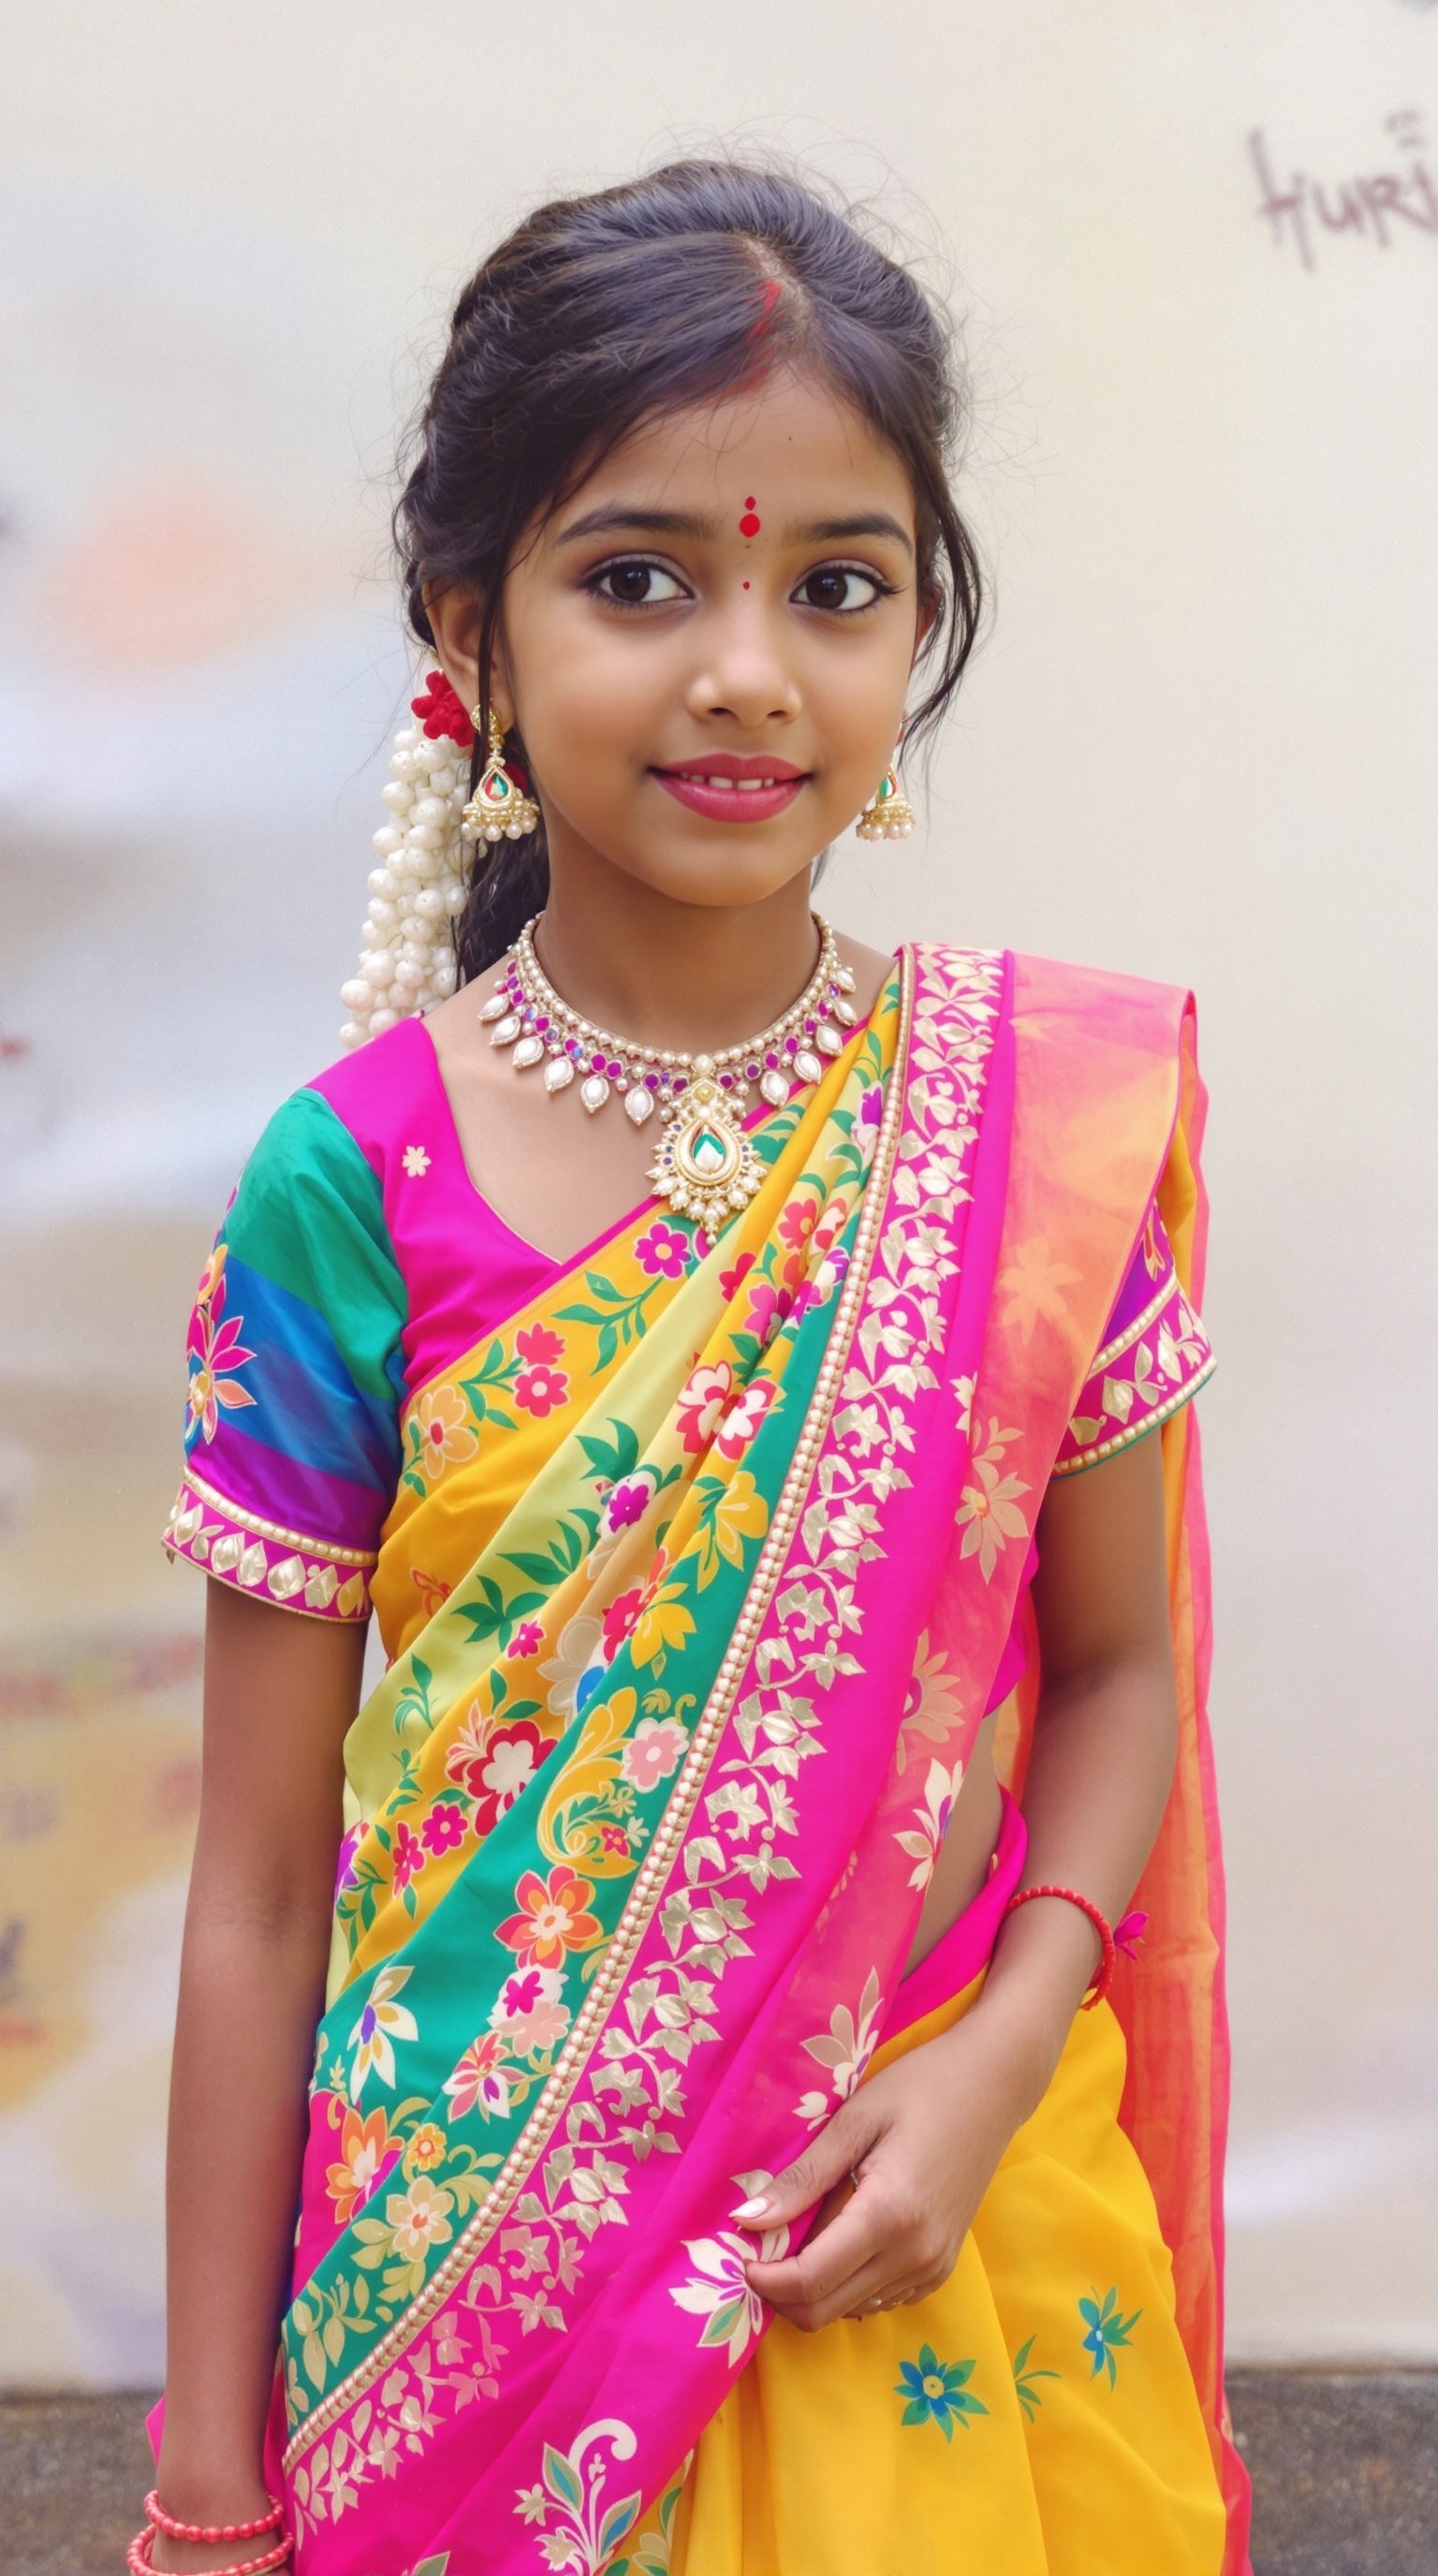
[650,768,811,822]
[655,769,810,791]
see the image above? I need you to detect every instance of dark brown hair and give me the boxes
[394,154,985,975]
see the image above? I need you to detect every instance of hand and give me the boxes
[734,1998,1049,2333]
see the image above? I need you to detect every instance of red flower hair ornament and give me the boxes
[410,667,475,749]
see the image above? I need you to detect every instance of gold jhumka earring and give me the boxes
[461,707,542,844]
[855,741,915,842]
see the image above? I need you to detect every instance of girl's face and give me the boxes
[428,364,935,914]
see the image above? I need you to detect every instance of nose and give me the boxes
[684,598,802,732]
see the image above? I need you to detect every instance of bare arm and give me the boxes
[150,1582,366,2574]
[964,1419,1179,2106]
[736,1420,1183,2325]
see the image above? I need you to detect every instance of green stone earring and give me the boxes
[462,707,541,844]
[855,759,915,842]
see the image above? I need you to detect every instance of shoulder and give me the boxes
[222,1029,434,1306]
[299,1013,438,1173]
[234,1016,436,1211]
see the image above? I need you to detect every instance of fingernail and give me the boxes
[731,2195,770,2220]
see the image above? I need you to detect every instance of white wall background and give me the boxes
[1,0,1434,2380]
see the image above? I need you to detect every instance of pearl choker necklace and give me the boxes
[478,912,858,1231]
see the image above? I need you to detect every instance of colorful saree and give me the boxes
[151,942,1252,2574]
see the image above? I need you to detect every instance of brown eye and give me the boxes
[588,559,686,608]
[795,566,890,614]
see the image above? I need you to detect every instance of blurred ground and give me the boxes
[4,2372,1436,2576]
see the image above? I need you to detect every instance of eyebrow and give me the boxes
[554,504,915,557]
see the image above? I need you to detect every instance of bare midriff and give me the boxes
[901,1704,1006,1978]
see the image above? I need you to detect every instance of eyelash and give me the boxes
[581,555,901,617]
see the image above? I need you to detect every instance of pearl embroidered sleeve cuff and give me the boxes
[1050,1194,1215,1477]
[163,1468,376,1621]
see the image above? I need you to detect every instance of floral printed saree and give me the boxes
[150,942,1251,2575]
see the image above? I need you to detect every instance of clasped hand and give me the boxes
[734,1999,1047,2333]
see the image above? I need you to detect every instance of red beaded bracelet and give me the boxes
[144,2489,286,2543]
[127,2528,292,2575]
[1005,1885,1128,1998]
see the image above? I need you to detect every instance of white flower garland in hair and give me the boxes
[338,666,478,1049]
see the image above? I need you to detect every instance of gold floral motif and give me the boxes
[994,1233,1083,1342]
[1089,1272,1173,1374]
[955,1418,1031,1582]
[792,1965,885,2129]
[894,1632,962,1775]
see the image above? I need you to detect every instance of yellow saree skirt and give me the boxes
[668,1833,1228,2572]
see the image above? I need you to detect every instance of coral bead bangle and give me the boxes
[127,2533,292,2576]
[1001,1881,1118,2007]
[144,2489,286,2543]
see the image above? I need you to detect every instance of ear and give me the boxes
[910,581,941,667]
[420,580,516,734]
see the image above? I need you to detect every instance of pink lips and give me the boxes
[653,767,808,824]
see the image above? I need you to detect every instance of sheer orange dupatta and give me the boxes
[970,951,1250,2574]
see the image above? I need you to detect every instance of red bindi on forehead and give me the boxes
[738,494,761,537]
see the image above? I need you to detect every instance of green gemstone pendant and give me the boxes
[648,1061,761,1233]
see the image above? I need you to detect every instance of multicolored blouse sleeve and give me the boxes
[1050,1193,1216,1477]
[162,1086,407,1620]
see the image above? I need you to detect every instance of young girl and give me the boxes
[139,156,1253,2576]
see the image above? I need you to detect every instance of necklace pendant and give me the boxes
[500,912,846,1171]
[648,1061,760,1232]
